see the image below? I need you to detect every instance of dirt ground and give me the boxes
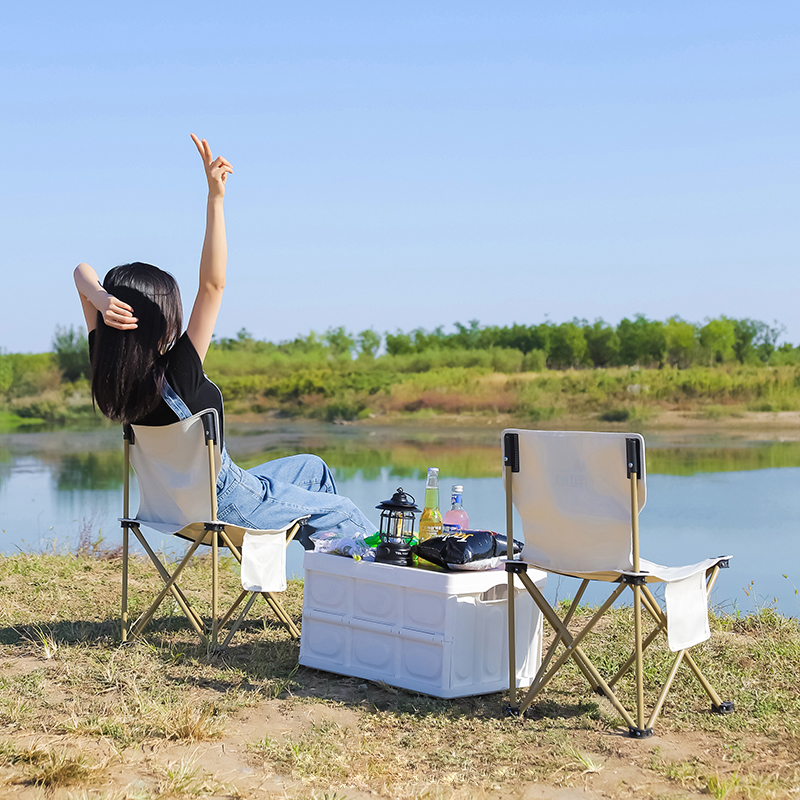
[1,646,799,800]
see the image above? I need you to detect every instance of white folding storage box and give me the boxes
[299,551,546,698]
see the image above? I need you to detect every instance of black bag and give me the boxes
[412,529,523,570]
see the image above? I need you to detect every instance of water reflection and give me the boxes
[56,452,124,491]
[648,441,800,476]
[236,442,499,480]
[234,436,800,479]
[0,424,798,615]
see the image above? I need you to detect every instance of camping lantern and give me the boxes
[375,487,421,567]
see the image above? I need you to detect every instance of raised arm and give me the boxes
[73,262,138,333]
[186,134,234,363]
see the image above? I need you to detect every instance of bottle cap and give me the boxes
[452,485,463,493]
[426,467,439,487]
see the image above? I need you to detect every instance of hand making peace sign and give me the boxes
[190,133,234,198]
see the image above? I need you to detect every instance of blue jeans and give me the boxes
[216,450,375,537]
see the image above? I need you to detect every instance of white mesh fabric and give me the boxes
[505,429,646,574]
[504,429,727,651]
[130,411,222,534]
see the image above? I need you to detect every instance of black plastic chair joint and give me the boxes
[503,432,520,473]
[505,561,528,575]
[620,573,647,586]
[712,700,735,715]
[626,437,642,479]
[628,726,654,739]
[202,411,218,444]
[204,522,225,532]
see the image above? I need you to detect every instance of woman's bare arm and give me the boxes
[73,262,138,333]
[186,134,234,363]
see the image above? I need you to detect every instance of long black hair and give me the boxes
[91,262,183,423]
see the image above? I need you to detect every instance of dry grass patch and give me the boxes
[0,739,102,789]
[1,553,800,798]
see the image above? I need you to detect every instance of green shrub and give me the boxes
[52,325,91,382]
[3,353,60,398]
[771,346,800,367]
[521,349,547,371]
[319,400,367,422]
[490,348,524,373]
[599,408,630,422]
[0,354,12,395]
[384,348,517,373]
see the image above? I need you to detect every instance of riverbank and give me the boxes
[258,407,800,438]
[4,362,800,434]
[1,553,799,798]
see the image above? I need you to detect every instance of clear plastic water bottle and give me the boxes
[443,484,469,533]
[419,467,443,541]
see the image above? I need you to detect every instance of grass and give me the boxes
[156,754,206,797]
[0,410,46,431]
[255,719,351,781]
[0,551,799,798]
[0,740,100,788]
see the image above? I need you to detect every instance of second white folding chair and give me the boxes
[502,429,734,737]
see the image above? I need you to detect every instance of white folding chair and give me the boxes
[120,409,305,650]
[502,429,734,737]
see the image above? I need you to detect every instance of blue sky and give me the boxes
[3,1,798,353]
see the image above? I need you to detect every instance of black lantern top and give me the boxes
[376,487,421,513]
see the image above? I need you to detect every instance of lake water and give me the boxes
[1,421,798,617]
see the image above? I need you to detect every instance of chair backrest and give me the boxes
[128,410,222,534]
[503,429,647,573]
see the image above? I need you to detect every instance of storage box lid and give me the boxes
[303,551,545,593]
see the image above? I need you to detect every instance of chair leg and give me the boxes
[640,583,726,708]
[261,592,301,639]
[131,528,208,642]
[682,650,725,707]
[219,590,250,629]
[524,577,623,702]
[537,580,597,693]
[648,650,685,729]
[211,526,219,650]
[216,588,300,643]
[607,611,665,690]
[515,571,636,729]
[633,583,648,733]
[507,569,518,709]
[220,592,260,650]
[131,526,206,635]
[121,524,130,642]
[219,529,242,562]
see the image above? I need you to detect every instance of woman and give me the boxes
[74,134,374,540]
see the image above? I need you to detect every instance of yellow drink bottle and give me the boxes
[419,467,443,541]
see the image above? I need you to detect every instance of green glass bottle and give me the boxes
[419,467,443,541]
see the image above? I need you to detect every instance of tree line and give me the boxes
[210,315,796,370]
[31,314,798,389]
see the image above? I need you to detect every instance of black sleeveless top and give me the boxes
[88,331,226,440]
